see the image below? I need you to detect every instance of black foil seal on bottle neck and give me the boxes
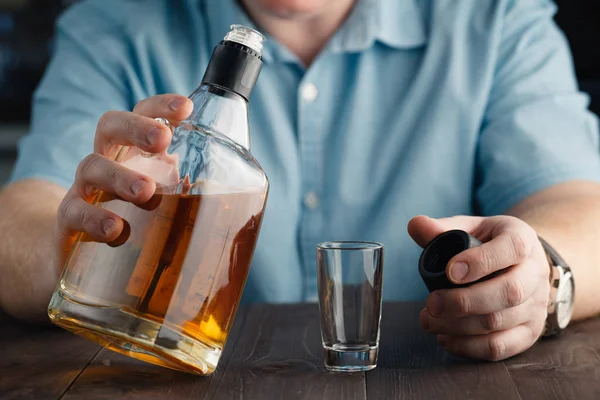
[201,40,263,102]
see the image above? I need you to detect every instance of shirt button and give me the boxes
[300,82,318,102]
[303,191,319,209]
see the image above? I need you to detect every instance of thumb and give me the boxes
[407,215,485,248]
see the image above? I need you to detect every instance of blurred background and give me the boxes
[0,0,598,185]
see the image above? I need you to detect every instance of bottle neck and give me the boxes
[187,83,251,150]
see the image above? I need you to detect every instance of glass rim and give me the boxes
[317,241,383,251]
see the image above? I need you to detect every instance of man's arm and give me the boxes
[507,180,600,321]
[0,180,66,322]
[408,1,600,362]
[0,3,139,322]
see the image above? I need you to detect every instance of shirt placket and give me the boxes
[297,70,324,302]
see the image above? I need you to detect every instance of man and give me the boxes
[1,0,600,362]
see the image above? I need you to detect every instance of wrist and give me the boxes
[538,236,575,337]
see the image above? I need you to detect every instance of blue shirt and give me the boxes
[10,0,600,303]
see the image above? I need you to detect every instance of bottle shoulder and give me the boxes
[167,121,268,193]
[174,121,262,164]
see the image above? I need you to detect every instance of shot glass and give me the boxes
[316,241,384,372]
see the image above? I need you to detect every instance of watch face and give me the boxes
[557,276,575,329]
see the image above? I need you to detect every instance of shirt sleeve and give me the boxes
[9,3,134,189]
[475,0,600,216]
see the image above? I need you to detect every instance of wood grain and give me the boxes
[0,311,101,400]
[210,303,367,400]
[2,304,600,400]
[505,317,600,400]
[366,303,522,400]
[60,307,249,400]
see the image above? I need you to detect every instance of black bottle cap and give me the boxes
[418,230,482,292]
[201,40,263,102]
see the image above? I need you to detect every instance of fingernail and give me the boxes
[169,98,186,111]
[147,127,161,145]
[108,219,130,248]
[427,293,443,316]
[131,179,147,195]
[450,262,469,282]
[102,219,117,236]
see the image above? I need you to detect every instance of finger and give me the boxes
[437,323,541,361]
[426,260,541,317]
[94,111,173,156]
[132,94,193,120]
[447,229,535,284]
[407,215,485,248]
[420,297,535,335]
[75,153,156,204]
[57,191,124,243]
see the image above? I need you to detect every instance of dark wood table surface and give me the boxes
[1,302,599,400]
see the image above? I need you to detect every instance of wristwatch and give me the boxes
[539,237,575,337]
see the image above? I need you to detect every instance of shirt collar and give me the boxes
[202,0,428,64]
[329,0,428,53]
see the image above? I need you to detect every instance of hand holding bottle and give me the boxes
[55,94,193,257]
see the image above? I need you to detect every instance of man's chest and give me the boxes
[244,46,492,204]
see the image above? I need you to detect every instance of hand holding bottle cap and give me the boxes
[418,230,482,292]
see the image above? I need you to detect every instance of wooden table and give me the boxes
[1,303,599,400]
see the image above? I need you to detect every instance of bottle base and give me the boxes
[48,288,221,375]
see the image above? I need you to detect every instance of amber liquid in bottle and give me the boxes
[49,181,265,374]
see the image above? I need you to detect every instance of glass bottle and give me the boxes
[48,25,269,375]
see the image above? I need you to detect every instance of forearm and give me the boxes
[0,179,65,323]
[507,181,600,321]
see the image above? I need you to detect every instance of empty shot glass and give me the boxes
[316,241,384,372]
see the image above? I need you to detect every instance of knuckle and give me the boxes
[509,233,529,262]
[477,246,497,275]
[455,292,472,315]
[122,116,138,137]
[79,205,94,228]
[484,311,503,332]
[97,110,116,132]
[487,338,506,361]
[132,98,146,113]
[106,165,122,186]
[57,196,90,233]
[504,277,525,307]
[159,95,173,108]
[77,153,101,179]
[57,196,74,223]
